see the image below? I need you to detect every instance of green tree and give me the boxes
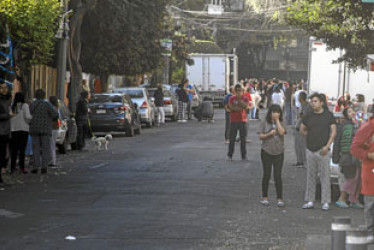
[285,0,374,67]
[80,0,169,91]
[0,0,60,85]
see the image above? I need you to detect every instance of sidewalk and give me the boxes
[306,234,374,250]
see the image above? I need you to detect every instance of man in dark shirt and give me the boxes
[300,93,336,211]
[75,91,89,150]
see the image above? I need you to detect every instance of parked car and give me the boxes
[56,100,77,154]
[147,88,178,121]
[113,87,155,127]
[88,93,141,136]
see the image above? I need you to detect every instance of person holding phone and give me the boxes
[258,104,286,207]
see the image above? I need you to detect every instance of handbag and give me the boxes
[339,153,359,178]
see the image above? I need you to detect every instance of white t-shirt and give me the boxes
[272,92,284,107]
[294,90,306,108]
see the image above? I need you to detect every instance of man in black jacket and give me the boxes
[75,91,89,150]
[0,82,13,184]
[154,84,165,125]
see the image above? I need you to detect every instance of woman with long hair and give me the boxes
[10,92,32,173]
[258,104,286,207]
[332,107,364,208]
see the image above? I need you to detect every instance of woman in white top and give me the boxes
[271,85,285,108]
[10,92,32,173]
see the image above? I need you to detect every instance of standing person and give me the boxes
[284,82,295,125]
[177,79,189,123]
[350,116,374,242]
[223,86,235,144]
[293,91,309,167]
[258,104,286,207]
[154,84,165,126]
[48,96,60,166]
[271,85,284,108]
[266,80,274,108]
[75,91,89,150]
[10,92,32,174]
[82,79,91,99]
[186,82,195,120]
[293,85,305,116]
[301,93,337,211]
[29,89,58,174]
[0,82,13,184]
[227,84,250,161]
[332,107,363,209]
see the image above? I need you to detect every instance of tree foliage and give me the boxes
[285,0,374,67]
[0,0,60,67]
[80,0,168,80]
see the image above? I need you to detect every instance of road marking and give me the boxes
[90,163,108,170]
[0,208,24,218]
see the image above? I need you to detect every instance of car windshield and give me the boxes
[91,95,122,103]
[115,89,144,98]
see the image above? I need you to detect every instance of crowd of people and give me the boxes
[0,81,90,186]
[223,77,374,243]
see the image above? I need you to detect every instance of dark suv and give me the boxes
[89,93,141,136]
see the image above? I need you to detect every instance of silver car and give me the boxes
[113,87,155,127]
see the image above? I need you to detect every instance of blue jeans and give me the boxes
[284,102,292,125]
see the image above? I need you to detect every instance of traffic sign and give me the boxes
[362,0,374,3]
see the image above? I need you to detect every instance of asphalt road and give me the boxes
[0,109,369,250]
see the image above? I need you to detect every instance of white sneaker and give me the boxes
[322,203,330,211]
[302,202,314,209]
[181,119,187,123]
[260,199,269,206]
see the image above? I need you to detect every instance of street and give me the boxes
[0,110,368,250]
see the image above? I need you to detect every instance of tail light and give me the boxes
[164,100,172,105]
[57,120,61,128]
[140,101,148,108]
[113,106,127,114]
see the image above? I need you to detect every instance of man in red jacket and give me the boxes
[351,117,374,242]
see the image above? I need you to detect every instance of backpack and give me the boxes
[338,123,359,178]
[340,123,354,153]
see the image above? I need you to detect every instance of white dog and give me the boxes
[91,134,113,150]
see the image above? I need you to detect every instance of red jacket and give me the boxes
[351,117,374,195]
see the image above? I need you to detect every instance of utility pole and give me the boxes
[56,0,72,101]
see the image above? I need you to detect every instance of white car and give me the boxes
[113,87,155,127]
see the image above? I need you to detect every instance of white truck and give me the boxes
[308,40,374,104]
[186,54,238,107]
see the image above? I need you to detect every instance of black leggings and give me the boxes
[261,149,284,199]
[10,131,29,171]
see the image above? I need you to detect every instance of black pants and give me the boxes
[77,122,88,149]
[225,112,230,141]
[0,134,10,182]
[10,131,29,171]
[228,122,247,158]
[261,149,284,199]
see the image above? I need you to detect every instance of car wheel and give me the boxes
[126,125,134,137]
[57,140,67,154]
